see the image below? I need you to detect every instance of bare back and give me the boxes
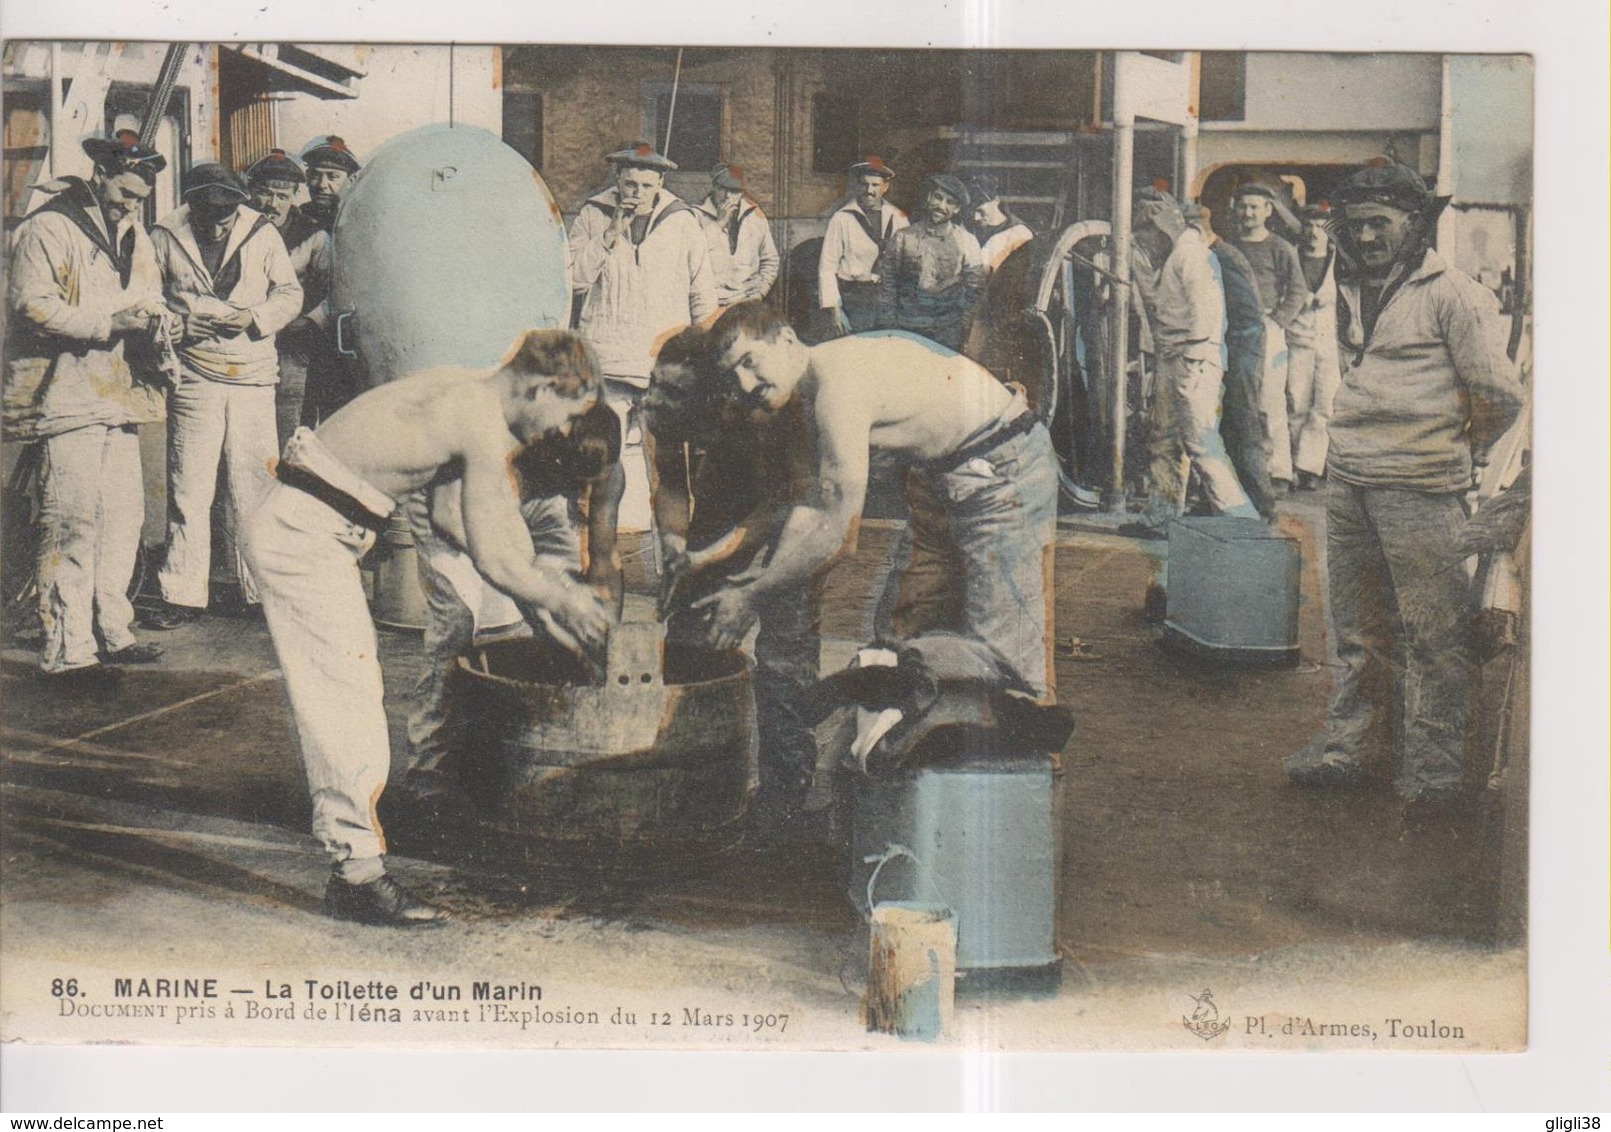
[722,331,1020,605]
[805,332,1017,464]
[312,367,518,502]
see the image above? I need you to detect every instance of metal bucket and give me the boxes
[863,847,956,1041]
[366,513,427,632]
[848,751,1063,995]
[866,901,956,1041]
[1163,515,1301,667]
[448,622,758,866]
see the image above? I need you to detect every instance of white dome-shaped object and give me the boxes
[330,123,571,386]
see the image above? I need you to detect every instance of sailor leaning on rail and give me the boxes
[242,329,614,927]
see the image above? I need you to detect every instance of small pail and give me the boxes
[863,847,955,1041]
[368,513,427,631]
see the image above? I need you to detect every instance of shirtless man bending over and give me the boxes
[694,302,1058,702]
[242,330,613,927]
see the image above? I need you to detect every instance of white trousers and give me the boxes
[1286,314,1341,478]
[604,377,653,534]
[158,377,278,608]
[1258,317,1294,484]
[36,425,144,672]
[1146,353,1255,520]
[243,480,390,882]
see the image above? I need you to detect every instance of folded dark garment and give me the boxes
[803,632,1075,774]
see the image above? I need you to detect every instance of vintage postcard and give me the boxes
[0,35,1538,1070]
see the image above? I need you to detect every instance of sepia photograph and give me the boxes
[0,0,1593,1108]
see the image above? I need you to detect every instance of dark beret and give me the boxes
[848,155,895,181]
[301,135,362,174]
[922,173,971,211]
[1330,160,1433,213]
[82,130,167,182]
[711,162,745,191]
[181,163,248,207]
[246,148,305,187]
[968,174,1003,205]
[606,141,677,172]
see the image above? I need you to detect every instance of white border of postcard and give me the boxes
[1,0,1606,1113]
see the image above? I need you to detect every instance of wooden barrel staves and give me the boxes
[448,622,758,868]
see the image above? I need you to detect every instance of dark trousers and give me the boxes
[1319,479,1475,797]
[880,420,1059,701]
[665,439,823,812]
[667,573,823,811]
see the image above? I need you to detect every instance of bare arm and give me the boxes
[685,494,786,574]
[647,427,694,556]
[719,380,869,603]
[690,377,871,647]
[458,417,611,653]
[584,459,626,615]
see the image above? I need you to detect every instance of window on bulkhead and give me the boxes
[1199,53,1247,123]
[811,93,860,176]
[503,90,544,171]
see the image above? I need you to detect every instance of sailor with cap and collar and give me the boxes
[1284,159,1525,804]
[569,142,716,381]
[695,162,780,309]
[248,147,332,298]
[967,174,1034,275]
[246,148,320,445]
[568,141,716,531]
[817,156,907,338]
[143,163,302,630]
[285,136,363,429]
[245,148,305,233]
[1228,181,1309,491]
[5,130,174,685]
[296,134,361,234]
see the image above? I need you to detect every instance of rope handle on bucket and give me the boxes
[864,844,950,918]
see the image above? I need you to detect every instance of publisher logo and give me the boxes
[1182,989,1230,1041]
